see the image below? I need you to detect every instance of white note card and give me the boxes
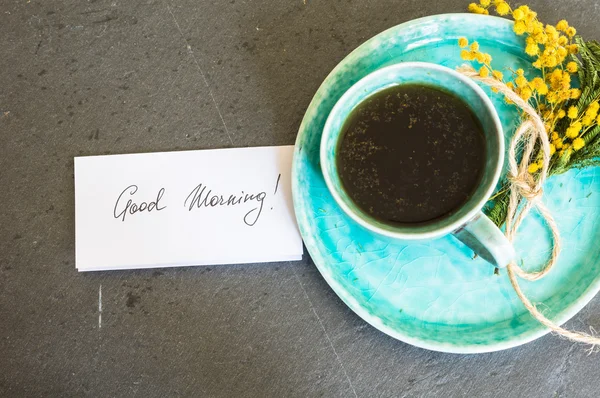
[74,146,303,272]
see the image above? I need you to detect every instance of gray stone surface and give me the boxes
[1,0,600,396]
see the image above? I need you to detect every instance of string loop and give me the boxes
[458,65,599,346]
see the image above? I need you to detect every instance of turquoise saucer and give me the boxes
[292,14,600,353]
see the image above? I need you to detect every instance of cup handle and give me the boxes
[452,211,516,268]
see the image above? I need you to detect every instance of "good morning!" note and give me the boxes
[74,146,303,272]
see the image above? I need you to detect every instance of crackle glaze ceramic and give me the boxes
[292,14,600,353]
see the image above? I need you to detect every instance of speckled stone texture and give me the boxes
[1,0,600,397]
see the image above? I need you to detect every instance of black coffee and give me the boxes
[336,84,486,224]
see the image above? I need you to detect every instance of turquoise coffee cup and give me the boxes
[320,62,516,268]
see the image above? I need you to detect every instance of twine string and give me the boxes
[458,65,600,346]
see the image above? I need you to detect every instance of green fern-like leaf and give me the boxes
[583,125,600,144]
[577,86,594,112]
[572,158,600,169]
[587,40,600,61]
[485,190,511,228]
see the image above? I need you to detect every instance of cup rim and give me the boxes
[320,61,504,240]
